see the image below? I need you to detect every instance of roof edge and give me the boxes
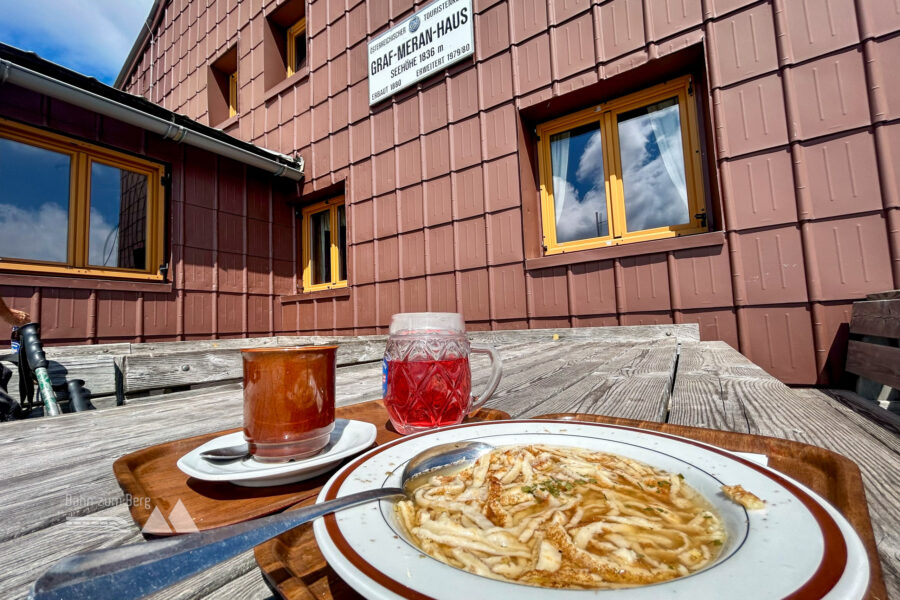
[114,0,168,90]
[1,44,303,181]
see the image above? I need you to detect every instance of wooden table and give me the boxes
[0,326,897,599]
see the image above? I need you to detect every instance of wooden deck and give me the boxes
[0,326,897,599]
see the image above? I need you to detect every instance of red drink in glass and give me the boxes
[384,357,472,433]
[382,313,502,435]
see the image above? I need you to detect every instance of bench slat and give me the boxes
[121,340,387,394]
[849,299,900,339]
[866,290,900,301]
[275,336,386,363]
[4,355,119,399]
[846,340,900,390]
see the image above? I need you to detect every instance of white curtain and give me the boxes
[550,132,571,223]
[648,104,687,207]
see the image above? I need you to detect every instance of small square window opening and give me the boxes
[208,45,239,126]
[264,0,306,92]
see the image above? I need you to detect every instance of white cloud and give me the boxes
[89,209,118,266]
[617,105,689,231]
[552,129,610,243]
[0,203,119,266]
[554,179,609,243]
[0,201,69,262]
[575,129,604,183]
[0,0,154,82]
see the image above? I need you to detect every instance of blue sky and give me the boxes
[0,0,154,85]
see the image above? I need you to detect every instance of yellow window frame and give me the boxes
[537,75,706,255]
[301,196,347,292]
[0,118,166,280]
[286,18,307,77]
[228,71,238,117]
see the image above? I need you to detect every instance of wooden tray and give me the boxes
[112,400,509,535]
[254,413,887,600]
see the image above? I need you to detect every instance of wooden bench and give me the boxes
[831,290,900,429]
[2,324,700,415]
[118,335,387,402]
[1,335,388,412]
[3,345,122,411]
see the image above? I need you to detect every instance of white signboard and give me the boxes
[368,0,473,105]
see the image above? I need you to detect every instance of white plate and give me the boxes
[313,420,869,600]
[176,419,376,487]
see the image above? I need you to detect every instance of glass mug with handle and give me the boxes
[382,312,503,435]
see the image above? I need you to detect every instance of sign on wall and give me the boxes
[367,0,473,105]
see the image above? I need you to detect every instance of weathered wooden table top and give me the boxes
[1,326,897,599]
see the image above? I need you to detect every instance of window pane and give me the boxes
[293,31,307,72]
[549,121,609,244]
[337,204,346,281]
[0,137,71,263]
[310,209,331,285]
[89,162,148,269]
[617,97,690,232]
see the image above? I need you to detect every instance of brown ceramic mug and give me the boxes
[241,346,337,463]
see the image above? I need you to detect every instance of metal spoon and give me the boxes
[199,443,250,461]
[30,440,493,600]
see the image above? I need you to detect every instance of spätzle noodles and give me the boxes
[396,444,726,589]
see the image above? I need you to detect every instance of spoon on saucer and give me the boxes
[199,443,249,461]
[31,440,494,600]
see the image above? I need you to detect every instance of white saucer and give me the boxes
[176,419,377,487]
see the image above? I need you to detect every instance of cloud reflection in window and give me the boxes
[551,124,609,244]
[617,99,689,232]
[0,137,71,263]
[0,202,69,263]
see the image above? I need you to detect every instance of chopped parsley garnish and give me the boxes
[521,477,597,497]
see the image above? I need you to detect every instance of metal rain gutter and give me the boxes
[0,59,304,181]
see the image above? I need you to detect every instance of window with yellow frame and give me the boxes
[0,119,166,280]
[301,197,347,292]
[537,76,707,255]
[286,18,307,77]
